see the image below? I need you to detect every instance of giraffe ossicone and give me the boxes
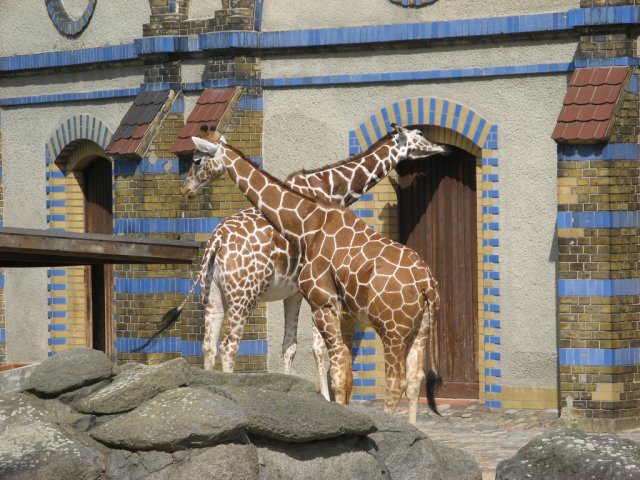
[179,134,443,425]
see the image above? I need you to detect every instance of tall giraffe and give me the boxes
[151,126,444,401]
[185,133,442,425]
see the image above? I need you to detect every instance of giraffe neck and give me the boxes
[287,136,402,207]
[218,144,322,248]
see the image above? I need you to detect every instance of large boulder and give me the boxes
[0,392,76,431]
[90,387,247,452]
[256,437,388,480]
[22,348,113,398]
[226,386,376,442]
[189,368,318,395]
[146,444,259,480]
[350,405,481,480]
[74,358,189,414]
[0,419,105,480]
[103,449,175,479]
[496,428,640,480]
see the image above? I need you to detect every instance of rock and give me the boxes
[74,358,190,414]
[146,443,259,480]
[0,392,76,430]
[57,380,110,405]
[0,418,105,480]
[349,405,481,480]
[103,449,175,479]
[496,428,640,480]
[90,387,247,452]
[189,368,318,395]
[22,348,113,398]
[256,437,388,480]
[435,444,482,480]
[227,386,376,442]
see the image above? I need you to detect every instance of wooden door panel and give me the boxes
[84,158,114,356]
[398,146,478,398]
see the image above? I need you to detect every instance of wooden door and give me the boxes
[397,146,478,398]
[84,158,114,356]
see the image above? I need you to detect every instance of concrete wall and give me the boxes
[188,0,223,19]
[262,0,579,31]
[1,99,133,362]
[0,0,150,56]
[263,40,577,79]
[0,66,145,99]
[262,74,565,389]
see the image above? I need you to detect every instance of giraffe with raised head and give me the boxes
[184,130,443,425]
[150,125,445,401]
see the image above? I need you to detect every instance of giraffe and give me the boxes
[185,132,443,425]
[147,125,445,402]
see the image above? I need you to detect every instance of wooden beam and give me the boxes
[0,228,202,268]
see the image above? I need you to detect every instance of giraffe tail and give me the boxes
[132,230,221,353]
[425,287,443,416]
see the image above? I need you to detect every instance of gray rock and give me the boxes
[146,444,259,480]
[189,368,318,395]
[349,405,481,480]
[102,449,174,480]
[74,358,190,414]
[0,392,76,430]
[435,444,482,480]
[0,419,105,480]
[257,437,388,480]
[496,427,640,480]
[90,387,247,452]
[22,348,113,398]
[228,386,376,442]
[57,380,110,405]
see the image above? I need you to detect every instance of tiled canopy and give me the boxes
[107,90,174,157]
[172,87,240,155]
[552,66,629,143]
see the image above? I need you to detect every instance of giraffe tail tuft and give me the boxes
[426,368,443,416]
[132,306,183,353]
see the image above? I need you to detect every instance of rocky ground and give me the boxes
[2,348,639,479]
[0,348,480,480]
[368,400,640,480]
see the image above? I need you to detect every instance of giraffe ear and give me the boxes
[219,135,227,144]
[191,136,219,155]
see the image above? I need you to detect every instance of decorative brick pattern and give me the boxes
[389,0,438,7]
[45,0,96,37]
[347,98,502,406]
[556,0,640,432]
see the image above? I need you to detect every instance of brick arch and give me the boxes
[348,97,502,409]
[46,114,113,163]
[351,98,496,154]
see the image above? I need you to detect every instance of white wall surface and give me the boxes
[263,74,564,389]
[262,0,579,31]
[188,0,223,19]
[2,99,133,363]
[0,0,150,56]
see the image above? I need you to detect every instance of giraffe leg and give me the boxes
[282,292,303,375]
[219,303,252,372]
[340,315,355,403]
[406,324,429,425]
[202,283,226,370]
[312,306,350,405]
[381,339,408,416]
[311,324,330,401]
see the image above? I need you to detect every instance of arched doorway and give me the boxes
[397,143,479,399]
[83,157,114,356]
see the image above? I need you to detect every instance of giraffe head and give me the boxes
[391,124,448,159]
[181,136,225,198]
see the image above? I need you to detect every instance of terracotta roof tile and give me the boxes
[552,67,629,143]
[107,90,171,155]
[172,87,239,155]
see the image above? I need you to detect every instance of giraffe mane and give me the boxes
[222,142,333,206]
[284,132,395,182]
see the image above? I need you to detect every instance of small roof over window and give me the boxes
[107,90,177,157]
[172,87,241,155]
[552,67,629,143]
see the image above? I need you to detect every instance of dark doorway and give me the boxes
[83,157,114,356]
[397,145,479,398]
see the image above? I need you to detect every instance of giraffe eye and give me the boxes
[194,158,202,166]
